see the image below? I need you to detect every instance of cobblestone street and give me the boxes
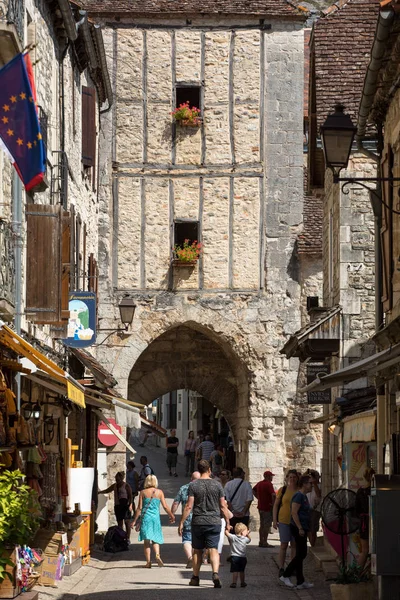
[37,444,333,600]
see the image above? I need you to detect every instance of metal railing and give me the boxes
[0,219,15,306]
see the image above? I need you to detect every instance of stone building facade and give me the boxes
[82,0,323,484]
[304,0,379,494]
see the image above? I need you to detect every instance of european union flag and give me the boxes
[0,52,46,191]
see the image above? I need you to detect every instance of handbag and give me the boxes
[135,489,156,532]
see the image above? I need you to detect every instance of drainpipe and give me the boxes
[356,9,394,144]
[12,169,22,409]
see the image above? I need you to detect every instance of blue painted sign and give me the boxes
[63,291,96,348]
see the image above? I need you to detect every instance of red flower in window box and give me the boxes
[173,239,203,265]
[171,102,202,127]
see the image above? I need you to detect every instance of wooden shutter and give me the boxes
[381,145,393,314]
[88,254,98,294]
[26,204,62,323]
[81,86,96,167]
[61,212,71,321]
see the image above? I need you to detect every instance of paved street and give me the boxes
[37,442,332,600]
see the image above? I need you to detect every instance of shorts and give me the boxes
[115,503,131,522]
[167,452,178,468]
[230,556,247,573]
[278,522,294,544]
[230,516,250,530]
[309,509,321,533]
[182,529,192,544]
[259,510,273,529]
[191,523,221,550]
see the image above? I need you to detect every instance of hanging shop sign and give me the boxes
[63,292,96,348]
[307,363,331,404]
[98,418,122,447]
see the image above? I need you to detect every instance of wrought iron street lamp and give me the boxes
[97,297,137,345]
[320,105,400,199]
[320,104,357,176]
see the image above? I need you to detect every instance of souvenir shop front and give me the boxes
[0,323,99,597]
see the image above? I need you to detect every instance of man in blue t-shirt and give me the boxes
[171,471,200,568]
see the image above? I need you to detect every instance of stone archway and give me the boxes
[128,322,249,462]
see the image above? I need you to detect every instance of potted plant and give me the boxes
[171,102,202,127]
[173,239,203,266]
[330,562,374,600]
[0,469,41,597]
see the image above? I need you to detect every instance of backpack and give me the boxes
[103,526,129,553]
[214,453,223,466]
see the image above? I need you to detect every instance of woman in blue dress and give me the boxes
[132,474,175,567]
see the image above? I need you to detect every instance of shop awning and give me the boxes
[0,321,85,408]
[299,343,400,393]
[343,411,376,443]
[280,306,341,360]
[92,409,136,455]
[140,415,167,437]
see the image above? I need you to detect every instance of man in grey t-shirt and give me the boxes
[179,459,231,588]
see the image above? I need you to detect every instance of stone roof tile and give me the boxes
[80,0,306,18]
[313,0,380,131]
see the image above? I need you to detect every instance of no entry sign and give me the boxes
[98,418,122,446]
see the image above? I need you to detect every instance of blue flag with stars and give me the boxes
[0,52,46,191]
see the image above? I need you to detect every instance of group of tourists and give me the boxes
[169,429,227,477]
[98,430,324,590]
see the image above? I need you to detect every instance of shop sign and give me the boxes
[63,291,96,348]
[98,418,122,446]
[67,381,86,409]
[307,363,331,405]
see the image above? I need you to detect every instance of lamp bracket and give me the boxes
[96,329,132,346]
[336,177,400,215]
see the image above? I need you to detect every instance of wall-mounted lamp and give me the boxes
[22,402,34,420]
[321,104,400,193]
[32,402,41,421]
[62,400,72,418]
[45,416,54,434]
[97,298,136,345]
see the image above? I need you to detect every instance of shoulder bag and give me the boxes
[135,489,156,532]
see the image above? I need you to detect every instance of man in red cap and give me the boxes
[252,471,276,548]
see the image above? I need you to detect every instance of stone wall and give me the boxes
[324,156,376,369]
[96,16,313,486]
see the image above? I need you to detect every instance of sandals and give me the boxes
[155,554,164,567]
[144,562,151,568]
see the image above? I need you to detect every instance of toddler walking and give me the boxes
[225,522,251,588]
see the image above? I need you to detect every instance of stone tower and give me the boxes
[85,0,311,483]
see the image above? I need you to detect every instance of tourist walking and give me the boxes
[184,431,197,476]
[139,456,154,490]
[273,469,299,577]
[225,522,251,588]
[224,467,254,530]
[306,469,322,547]
[126,460,140,511]
[171,471,201,567]
[132,474,175,568]
[280,474,313,590]
[196,434,215,461]
[252,470,276,547]
[219,469,232,489]
[210,445,225,477]
[98,471,133,540]
[179,459,231,588]
[166,428,179,477]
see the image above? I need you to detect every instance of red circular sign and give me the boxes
[98,419,122,447]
